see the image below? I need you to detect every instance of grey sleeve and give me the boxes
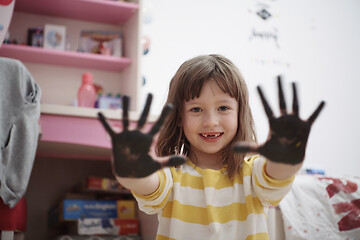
[0,57,41,208]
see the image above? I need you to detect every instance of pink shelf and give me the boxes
[37,113,113,160]
[14,0,139,25]
[0,44,132,71]
[37,113,152,160]
[39,114,112,156]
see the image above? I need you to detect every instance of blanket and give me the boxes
[279,175,360,239]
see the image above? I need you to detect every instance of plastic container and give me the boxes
[77,72,97,108]
[98,94,122,110]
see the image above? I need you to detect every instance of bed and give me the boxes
[267,174,360,240]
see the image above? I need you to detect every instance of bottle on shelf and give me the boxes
[77,72,97,108]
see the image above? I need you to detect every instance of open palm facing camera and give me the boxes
[233,76,325,165]
[98,94,186,178]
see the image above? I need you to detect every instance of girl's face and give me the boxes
[181,80,238,162]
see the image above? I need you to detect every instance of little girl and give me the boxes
[98,54,325,240]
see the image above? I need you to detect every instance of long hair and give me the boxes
[156,54,256,179]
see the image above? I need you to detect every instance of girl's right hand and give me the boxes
[233,76,325,165]
[98,94,186,178]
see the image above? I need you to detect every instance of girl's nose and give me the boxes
[203,111,219,127]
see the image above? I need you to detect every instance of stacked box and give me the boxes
[55,236,141,240]
[73,176,131,194]
[49,177,140,238]
[62,199,118,220]
[68,218,139,235]
[117,200,136,219]
[84,177,125,192]
[49,199,136,223]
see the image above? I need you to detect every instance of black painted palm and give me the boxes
[98,94,186,178]
[233,76,325,165]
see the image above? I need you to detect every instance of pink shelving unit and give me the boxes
[0,44,132,71]
[2,0,142,161]
[4,2,145,239]
[14,0,139,25]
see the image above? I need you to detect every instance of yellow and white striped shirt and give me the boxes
[133,156,294,240]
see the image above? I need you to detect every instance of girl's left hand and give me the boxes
[233,76,325,165]
[98,94,186,178]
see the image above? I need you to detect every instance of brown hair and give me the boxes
[156,54,256,179]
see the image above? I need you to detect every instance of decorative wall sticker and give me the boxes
[249,57,291,68]
[248,28,279,48]
[255,2,272,21]
[142,35,151,55]
[245,0,292,71]
[257,8,271,20]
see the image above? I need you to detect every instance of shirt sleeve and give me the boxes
[132,167,173,215]
[250,156,294,207]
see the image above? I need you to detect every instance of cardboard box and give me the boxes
[55,235,141,240]
[48,200,136,226]
[117,200,136,219]
[63,199,118,220]
[74,177,130,194]
[68,218,139,235]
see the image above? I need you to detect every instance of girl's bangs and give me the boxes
[175,55,243,106]
[213,75,239,100]
[181,69,240,102]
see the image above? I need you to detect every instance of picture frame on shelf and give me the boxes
[43,24,66,51]
[27,27,44,47]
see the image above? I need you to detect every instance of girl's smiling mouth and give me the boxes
[199,132,224,141]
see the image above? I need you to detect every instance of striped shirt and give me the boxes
[133,156,294,240]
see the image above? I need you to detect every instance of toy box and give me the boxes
[117,200,136,219]
[48,200,136,226]
[98,95,122,110]
[78,176,129,194]
[55,235,141,240]
[62,199,118,220]
[68,218,139,235]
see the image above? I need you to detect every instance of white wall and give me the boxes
[140,0,360,177]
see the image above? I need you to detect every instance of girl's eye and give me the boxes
[190,107,202,112]
[218,106,229,111]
